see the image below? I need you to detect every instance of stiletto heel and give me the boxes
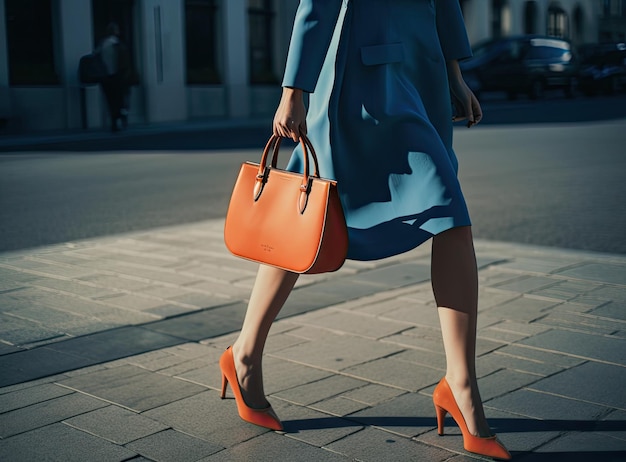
[435,404,446,436]
[220,373,228,399]
[219,346,283,431]
[433,377,512,460]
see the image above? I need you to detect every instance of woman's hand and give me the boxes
[273,87,307,142]
[447,60,482,128]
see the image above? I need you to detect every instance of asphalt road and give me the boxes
[1,95,625,254]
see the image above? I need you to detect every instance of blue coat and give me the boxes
[284,0,473,260]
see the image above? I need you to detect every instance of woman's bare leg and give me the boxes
[431,226,491,437]
[231,265,299,408]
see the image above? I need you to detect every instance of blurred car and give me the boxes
[460,35,578,99]
[577,42,626,95]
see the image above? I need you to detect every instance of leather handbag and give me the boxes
[224,134,348,274]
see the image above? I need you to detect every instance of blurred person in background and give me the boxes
[99,22,131,132]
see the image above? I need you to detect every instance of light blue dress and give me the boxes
[284,0,473,261]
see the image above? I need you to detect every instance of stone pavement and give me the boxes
[0,219,625,461]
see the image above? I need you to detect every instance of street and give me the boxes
[1,95,625,254]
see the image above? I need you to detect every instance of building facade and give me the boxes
[461,0,625,46]
[0,0,624,134]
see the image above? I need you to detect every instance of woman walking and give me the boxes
[220,1,511,459]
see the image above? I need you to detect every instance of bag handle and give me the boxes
[254,134,321,214]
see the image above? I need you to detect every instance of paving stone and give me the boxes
[535,311,622,335]
[0,383,73,413]
[494,256,579,274]
[144,302,247,341]
[477,288,521,312]
[494,276,560,293]
[197,432,350,462]
[29,277,115,298]
[272,401,363,447]
[84,260,206,286]
[479,270,527,288]
[531,279,602,301]
[309,395,371,417]
[47,326,184,363]
[96,292,179,311]
[495,344,585,369]
[477,325,530,344]
[486,388,610,423]
[274,375,367,406]
[4,305,108,336]
[297,309,410,340]
[145,304,198,317]
[326,426,452,461]
[530,431,626,461]
[600,409,626,442]
[143,390,267,448]
[348,262,432,289]
[263,331,311,353]
[483,296,558,322]
[81,274,154,291]
[0,392,108,438]
[184,279,251,298]
[519,329,626,364]
[483,320,551,337]
[381,326,444,352]
[0,347,94,387]
[348,391,437,438]
[168,291,230,309]
[589,301,626,321]
[0,423,137,462]
[587,285,626,302]
[271,333,403,373]
[342,356,442,392]
[2,260,98,279]
[556,263,626,285]
[379,303,441,328]
[472,369,541,402]
[341,383,407,407]
[0,312,64,345]
[126,344,218,373]
[390,348,447,371]
[126,428,223,462]
[528,362,626,409]
[58,364,206,412]
[0,267,40,283]
[0,342,21,355]
[476,351,565,378]
[260,356,333,396]
[64,405,168,444]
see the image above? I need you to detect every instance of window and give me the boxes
[5,0,58,85]
[248,0,277,84]
[547,5,569,38]
[185,0,221,84]
[491,0,511,39]
[603,0,626,17]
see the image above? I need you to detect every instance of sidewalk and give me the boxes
[0,219,625,461]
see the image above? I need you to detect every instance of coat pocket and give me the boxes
[360,43,405,66]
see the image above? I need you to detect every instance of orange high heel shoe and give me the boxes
[433,377,511,460]
[219,346,283,431]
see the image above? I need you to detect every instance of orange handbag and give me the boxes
[224,134,348,274]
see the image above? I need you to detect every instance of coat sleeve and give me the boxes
[436,0,472,61]
[281,0,344,93]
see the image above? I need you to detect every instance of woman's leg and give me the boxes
[231,265,299,408]
[431,226,491,437]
